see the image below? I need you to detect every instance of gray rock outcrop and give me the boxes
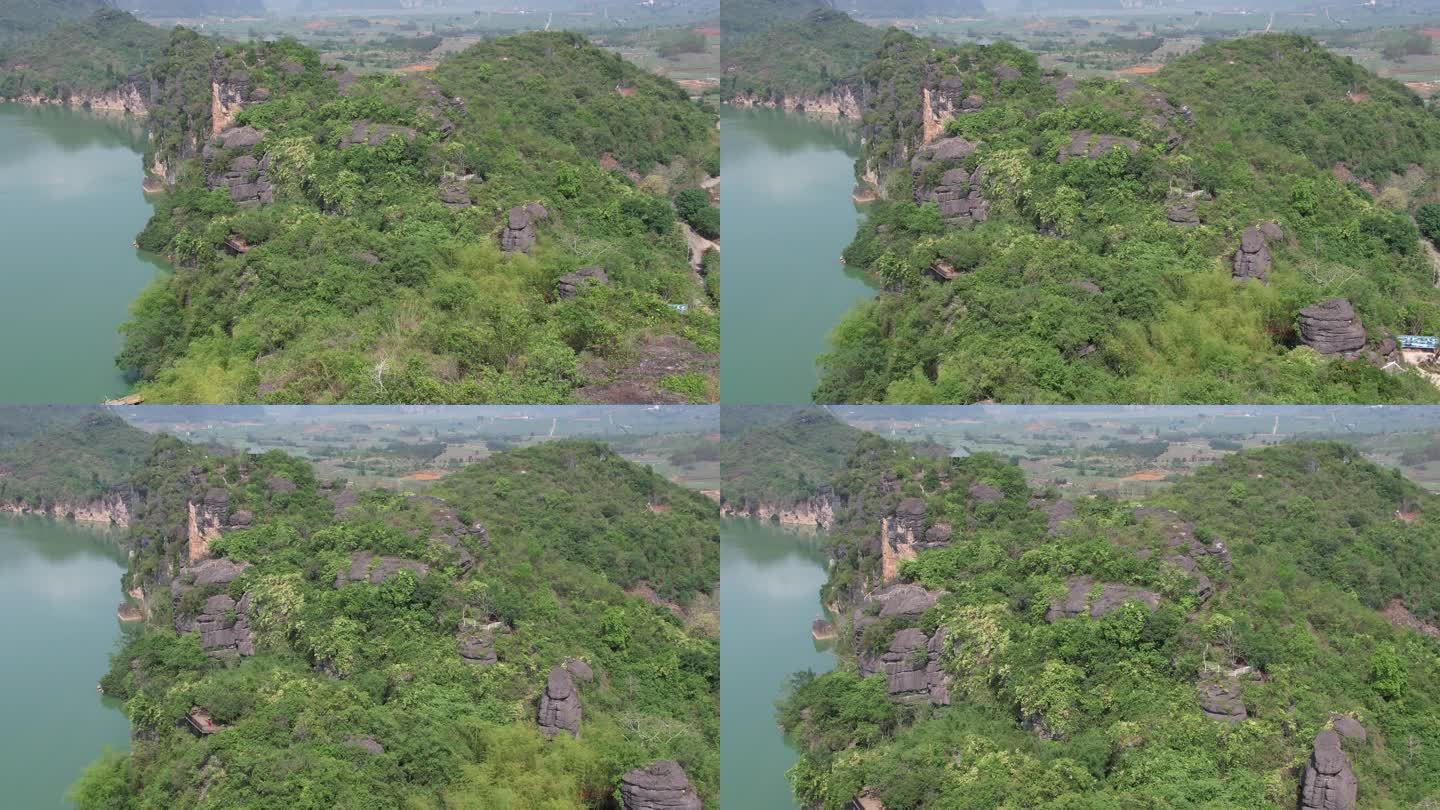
[910,138,988,225]
[1167,203,1200,228]
[500,205,547,253]
[873,583,940,618]
[1330,715,1366,742]
[537,665,582,738]
[1300,729,1358,810]
[556,266,610,298]
[171,560,255,659]
[619,760,702,810]
[1058,131,1139,163]
[858,626,951,705]
[339,120,417,149]
[1045,576,1160,622]
[438,174,473,208]
[564,658,594,682]
[333,553,429,587]
[1232,225,1273,282]
[1197,679,1247,722]
[457,620,505,664]
[203,126,274,208]
[1299,299,1367,356]
[968,482,1003,502]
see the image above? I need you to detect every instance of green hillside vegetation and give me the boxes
[121,30,719,403]
[816,32,1440,404]
[719,0,827,46]
[0,10,166,99]
[0,412,155,506]
[721,407,866,509]
[761,435,1440,808]
[69,438,719,808]
[0,0,102,50]
[720,9,883,102]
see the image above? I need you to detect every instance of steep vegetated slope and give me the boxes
[721,9,883,108]
[61,436,718,808]
[0,9,165,106]
[720,407,867,521]
[731,417,1440,808]
[0,411,155,517]
[719,0,828,47]
[816,32,1440,404]
[122,29,719,404]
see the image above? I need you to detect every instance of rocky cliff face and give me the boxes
[186,489,228,563]
[7,81,150,115]
[720,485,839,529]
[727,84,865,118]
[0,484,133,526]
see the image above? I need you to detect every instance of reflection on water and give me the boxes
[0,515,131,809]
[721,518,834,808]
[721,107,878,404]
[0,103,168,403]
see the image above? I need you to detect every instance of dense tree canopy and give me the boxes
[116,28,718,403]
[814,33,1440,404]
[62,436,718,808]
[733,417,1440,808]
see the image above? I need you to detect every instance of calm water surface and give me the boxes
[721,518,834,808]
[0,515,131,807]
[720,107,878,403]
[0,103,166,403]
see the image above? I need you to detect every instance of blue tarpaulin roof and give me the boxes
[1399,335,1438,349]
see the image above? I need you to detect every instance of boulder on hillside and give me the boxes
[1045,576,1160,622]
[1300,729,1358,810]
[968,482,1003,502]
[873,583,941,618]
[1166,203,1200,228]
[1330,714,1367,743]
[1057,131,1139,163]
[333,552,429,587]
[1197,678,1247,723]
[339,120,417,149]
[1299,298,1366,356]
[500,206,543,253]
[556,266,610,299]
[537,665,582,738]
[1232,225,1273,283]
[619,760,702,810]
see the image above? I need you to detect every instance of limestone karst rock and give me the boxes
[1299,298,1367,356]
[1300,729,1358,810]
[619,760,701,810]
[1330,715,1367,743]
[537,665,582,738]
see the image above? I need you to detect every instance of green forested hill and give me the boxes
[719,0,826,46]
[0,411,155,506]
[69,437,719,808]
[754,437,1440,808]
[0,0,103,50]
[720,407,867,509]
[816,32,1440,405]
[120,30,719,404]
[0,10,166,99]
[720,9,883,103]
